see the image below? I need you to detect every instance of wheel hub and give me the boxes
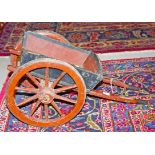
[39,87,55,104]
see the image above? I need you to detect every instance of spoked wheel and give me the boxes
[6,58,86,127]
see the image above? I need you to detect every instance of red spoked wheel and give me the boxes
[6,58,86,127]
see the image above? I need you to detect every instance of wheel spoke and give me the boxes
[45,67,50,87]
[40,105,43,119]
[51,72,66,88]
[15,87,39,94]
[17,94,38,107]
[51,101,63,116]
[55,84,77,93]
[21,79,36,88]
[29,100,41,116]
[26,72,42,88]
[44,104,49,121]
[54,94,76,104]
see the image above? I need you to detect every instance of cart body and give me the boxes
[21,31,103,91]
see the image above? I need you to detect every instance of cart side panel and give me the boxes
[23,32,88,67]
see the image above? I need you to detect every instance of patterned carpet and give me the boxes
[1,22,155,56]
[0,57,155,132]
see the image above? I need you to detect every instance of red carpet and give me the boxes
[1,22,155,56]
[0,22,30,56]
[0,57,155,132]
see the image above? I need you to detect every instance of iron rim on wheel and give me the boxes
[6,58,86,127]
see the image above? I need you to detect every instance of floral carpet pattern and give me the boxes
[0,57,155,132]
[1,22,155,56]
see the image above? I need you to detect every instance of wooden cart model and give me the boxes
[6,31,146,127]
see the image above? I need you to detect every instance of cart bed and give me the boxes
[21,31,103,91]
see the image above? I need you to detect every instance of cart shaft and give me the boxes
[88,90,138,104]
